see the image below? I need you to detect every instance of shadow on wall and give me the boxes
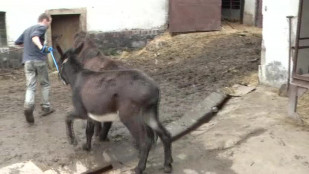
[264,61,288,86]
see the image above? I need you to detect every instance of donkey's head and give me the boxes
[58,43,84,85]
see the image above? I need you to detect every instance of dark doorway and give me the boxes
[222,0,243,22]
[51,14,80,52]
[0,12,7,47]
[256,0,263,28]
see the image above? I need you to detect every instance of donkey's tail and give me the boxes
[141,103,161,146]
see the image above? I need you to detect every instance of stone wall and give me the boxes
[1,28,165,69]
[88,29,165,55]
[0,47,23,69]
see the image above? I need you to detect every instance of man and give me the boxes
[15,13,54,124]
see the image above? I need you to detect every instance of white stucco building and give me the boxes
[4,0,296,87]
[259,0,300,87]
[1,0,169,46]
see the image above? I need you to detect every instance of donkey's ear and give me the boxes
[61,48,74,61]
[74,42,84,55]
[56,44,64,58]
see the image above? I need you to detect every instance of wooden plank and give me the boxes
[166,92,229,142]
[81,164,113,174]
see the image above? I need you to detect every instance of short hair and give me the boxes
[38,13,51,22]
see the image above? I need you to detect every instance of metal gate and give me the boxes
[288,0,309,119]
[169,0,222,33]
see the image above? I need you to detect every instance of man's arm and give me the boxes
[32,36,43,50]
[31,25,47,50]
[15,33,24,46]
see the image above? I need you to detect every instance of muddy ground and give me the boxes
[1,23,308,174]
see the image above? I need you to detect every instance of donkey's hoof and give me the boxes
[134,168,143,174]
[69,139,78,146]
[99,137,110,142]
[82,143,91,151]
[164,164,172,173]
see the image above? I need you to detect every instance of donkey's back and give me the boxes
[77,69,160,118]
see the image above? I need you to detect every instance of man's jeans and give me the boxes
[24,61,50,109]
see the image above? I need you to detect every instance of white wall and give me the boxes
[0,0,168,46]
[259,0,299,87]
[243,0,256,25]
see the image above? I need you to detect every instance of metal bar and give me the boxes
[292,46,309,49]
[291,79,309,88]
[298,46,309,49]
[287,16,294,92]
[293,74,309,81]
[299,37,309,40]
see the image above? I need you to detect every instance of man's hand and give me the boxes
[32,36,51,54]
[41,45,50,53]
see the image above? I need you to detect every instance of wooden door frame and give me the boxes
[45,8,87,68]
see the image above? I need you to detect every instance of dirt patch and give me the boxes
[0,23,263,173]
[119,24,261,123]
[297,92,309,125]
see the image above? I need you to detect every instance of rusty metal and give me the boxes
[288,0,309,119]
[291,0,309,81]
[299,37,309,40]
[293,45,309,49]
[292,0,303,75]
[293,74,309,81]
[169,0,221,33]
[291,78,309,89]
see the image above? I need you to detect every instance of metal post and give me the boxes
[287,16,294,92]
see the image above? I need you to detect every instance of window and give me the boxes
[0,12,7,47]
[222,0,241,9]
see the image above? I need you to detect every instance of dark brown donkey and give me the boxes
[57,31,128,141]
[59,43,173,174]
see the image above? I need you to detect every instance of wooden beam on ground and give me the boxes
[166,92,230,142]
[81,164,113,174]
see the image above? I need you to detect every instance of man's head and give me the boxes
[38,13,52,28]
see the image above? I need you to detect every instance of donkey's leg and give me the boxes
[94,121,102,137]
[135,126,153,174]
[99,122,112,141]
[155,122,173,173]
[146,106,173,173]
[83,119,95,151]
[66,112,78,146]
[121,115,152,174]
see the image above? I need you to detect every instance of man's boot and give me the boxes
[24,106,34,123]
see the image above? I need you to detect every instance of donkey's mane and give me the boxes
[73,31,104,61]
[73,31,98,49]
